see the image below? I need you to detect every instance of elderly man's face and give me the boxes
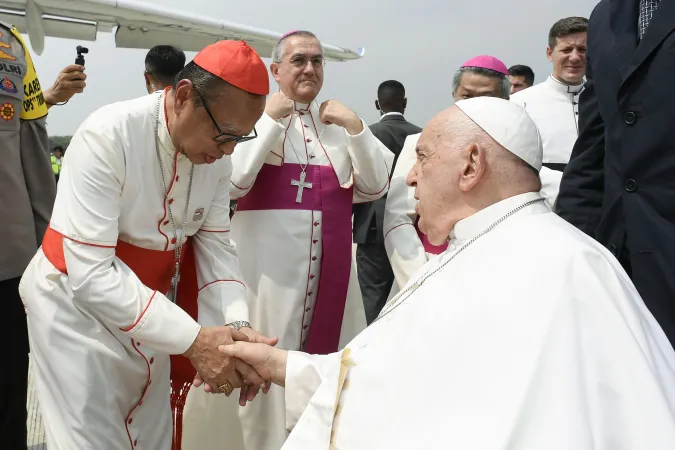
[407,111,463,244]
[271,36,324,104]
[171,80,265,164]
[453,72,504,101]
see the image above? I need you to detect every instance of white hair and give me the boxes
[271,30,323,63]
[451,67,511,99]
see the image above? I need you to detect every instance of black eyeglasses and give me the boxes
[196,91,258,144]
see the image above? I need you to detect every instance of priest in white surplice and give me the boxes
[222,97,675,449]
[228,30,393,450]
[510,16,587,209]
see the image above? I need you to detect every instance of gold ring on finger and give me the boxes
[217,380,234,395]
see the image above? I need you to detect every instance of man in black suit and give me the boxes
[353,80,422,323]
[556,0,675,347]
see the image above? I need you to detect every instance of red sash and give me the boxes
[236,163,353,354]
[41,227,196,450]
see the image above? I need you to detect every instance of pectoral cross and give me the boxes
[168,262,180,303]
[291,171,313,203]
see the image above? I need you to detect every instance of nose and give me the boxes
[569,49,582,62]
[219,141,237,156]
[406,163,418,187]
[301,60,316,76]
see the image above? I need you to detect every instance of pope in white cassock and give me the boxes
[227,30,393,450]
[19,41,277,450]
[383,55,510,292]
[510,16,587,209]
[222,97,675,449]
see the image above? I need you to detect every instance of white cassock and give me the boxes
[281,192,675,449]
[19,91,250,450]
[226,100,393,450]
[510,74,584,209]
[382,132,447,294]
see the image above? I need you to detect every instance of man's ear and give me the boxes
[546,45,554,62]
[173,79,193,112]
[375,100,380,111]
[458,143,486,192]
[403,98,408,110]
[270,63,281,84]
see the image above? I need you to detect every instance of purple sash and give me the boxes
[236,163,353,354]
[414,217,448,254]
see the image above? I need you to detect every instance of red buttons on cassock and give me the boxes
[303,325,308,329]
[309,274,315,279]
[128,418,133,424]
[175,175,179,181]
[312,256,317,261]
[314,221,319,226]
[312,239,318,244]
[306,138,312,143]
[163,220,169,225]
[168,199,174,204]
[171,238,177,244]
[150,357,155,364]
[308,292,313,296]
[305,307,311,312]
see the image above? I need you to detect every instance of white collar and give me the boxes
[380,112,404,120]
[293,99,313,112]
[449,192,546,242]
[546,74,585,94]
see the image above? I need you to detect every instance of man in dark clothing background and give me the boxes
[352,80,422,323]
[556,0,675,348]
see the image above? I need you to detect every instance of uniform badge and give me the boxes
[193,207,204,221]
[0,76,17,93]
[0,102,15,121]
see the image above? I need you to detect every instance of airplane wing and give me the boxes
[0,0,365,61]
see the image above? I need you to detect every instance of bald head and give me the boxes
[407,102,542,245]
[429,106,540,186]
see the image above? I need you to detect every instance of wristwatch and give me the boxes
[226,321,251,330]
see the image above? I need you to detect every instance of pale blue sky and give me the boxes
[25,0,597,136]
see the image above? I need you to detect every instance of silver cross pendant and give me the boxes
[290,170,313,203]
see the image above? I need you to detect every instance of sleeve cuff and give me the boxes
[285,351,339,430]
[261,112,287,133]
[122,292,201,355]
[343,118,370,140]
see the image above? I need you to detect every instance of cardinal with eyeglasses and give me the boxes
[227,29,394,450]
[19,40,278,450]
[222,97,675,449]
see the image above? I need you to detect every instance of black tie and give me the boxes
[639,0,662,39]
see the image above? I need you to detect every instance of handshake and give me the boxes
[182,324,287,406]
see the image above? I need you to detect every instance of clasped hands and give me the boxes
[183,325,286,406]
